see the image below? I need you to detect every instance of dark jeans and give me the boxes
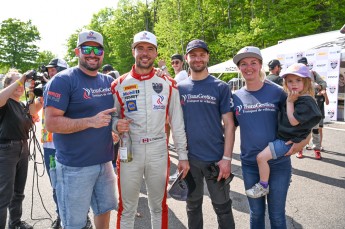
[0,140,29,228]
[43,147,59,215]
[186,158,235,229]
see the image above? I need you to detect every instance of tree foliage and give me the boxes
[1,0,343,79]
[0,18,40,72]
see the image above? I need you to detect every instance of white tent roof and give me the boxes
[208,30,345,73]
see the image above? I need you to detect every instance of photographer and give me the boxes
[28,58,79,229]
[0,69,40,229]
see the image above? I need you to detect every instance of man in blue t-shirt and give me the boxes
[178,39,236,229]
[43,30,117,229]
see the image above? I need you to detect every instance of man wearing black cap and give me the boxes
[267,59,283,86]
[178,39,235,229]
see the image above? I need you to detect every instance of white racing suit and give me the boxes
[111,66,188,229]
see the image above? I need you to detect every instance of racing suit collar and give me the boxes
[131,65,156,81]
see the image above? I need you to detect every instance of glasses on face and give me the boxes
[79,46,104,56]
[171,60,181,65]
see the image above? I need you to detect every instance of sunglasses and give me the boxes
[171,60,181,65]
[80,46,104,56]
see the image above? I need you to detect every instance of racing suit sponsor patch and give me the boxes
[152,94,167,111]
[124,84,138,91]
[126,100,138,112]
[152,83,163,93]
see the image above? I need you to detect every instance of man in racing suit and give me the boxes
[111,31,189,229]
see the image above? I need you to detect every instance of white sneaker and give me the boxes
[245,183,269,198]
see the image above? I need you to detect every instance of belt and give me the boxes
[0,139,25,144]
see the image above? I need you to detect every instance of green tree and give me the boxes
[36,50,56,70]
[0,18,40,72]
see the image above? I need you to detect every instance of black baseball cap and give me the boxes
[298,57,308,65]
[186,39,209,54]
[268,59,282,70]
[102,64,114,72]
[171,54,183,61]
[46,58,68,69]
[168,171,195,201]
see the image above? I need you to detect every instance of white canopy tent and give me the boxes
[208,30,345,74]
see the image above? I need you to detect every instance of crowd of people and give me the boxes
[0,28,334,229]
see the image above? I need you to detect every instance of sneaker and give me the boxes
[314,150,322,160]
[50,217,61,229]
[85,215,93,229]
[169,170,179,182]
[9,221,33,229]
[296,151,303,159]
[245,183,269,198]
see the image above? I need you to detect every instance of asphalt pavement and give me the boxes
[11,122,345,228]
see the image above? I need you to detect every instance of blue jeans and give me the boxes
[0,140,29,228]
[43,147,59,215]
[55,161,117,229]
[242,159,291,229]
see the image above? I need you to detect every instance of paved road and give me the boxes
[12,122,345,228]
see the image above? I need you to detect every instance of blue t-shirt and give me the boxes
[43,67,114,167]
[178,75,231,162]
[231,81,288,165]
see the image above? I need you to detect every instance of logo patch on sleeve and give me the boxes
[126,100,138,112]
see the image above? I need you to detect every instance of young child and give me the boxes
[245,63,322,198]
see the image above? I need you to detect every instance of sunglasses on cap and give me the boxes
[79,46,104,56]
[171,60,181,65]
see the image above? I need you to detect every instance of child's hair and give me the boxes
[2,69,21,88]
[283,75,315,97]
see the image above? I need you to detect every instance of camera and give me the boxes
[25,68,49,97]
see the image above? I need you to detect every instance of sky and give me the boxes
[1,0,119,58]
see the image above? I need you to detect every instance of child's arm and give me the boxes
[286,91,300,126]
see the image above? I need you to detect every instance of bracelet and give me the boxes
[222,156,232,161]
[161,65,167,71]
[16,80,23,87]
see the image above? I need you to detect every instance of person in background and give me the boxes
[296,57,327,159]
[102,64,114,74]
[111,30,189,229]
[266,59,283,86]
[166,53,189,181]
[178,39,235,229]
[170,53,188,83]
[245,63,321,198]
[43,30,117,229]
[231,46,309,228]
[0,69,40,229]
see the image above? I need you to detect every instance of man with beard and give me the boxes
[178,39,236,229]
[111,31,189,229]
[43,30,117,229]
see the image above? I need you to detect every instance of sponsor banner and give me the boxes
[279,47,341,121]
